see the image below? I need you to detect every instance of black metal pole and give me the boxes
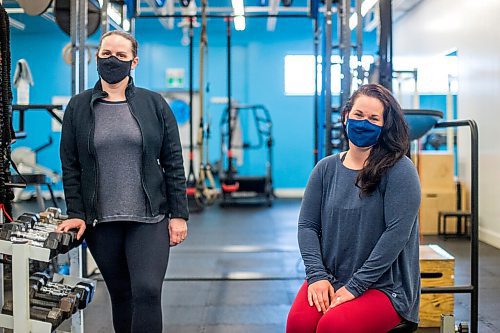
[313,17,319,165]
[323,0,332,156]
[378,0,393,91]
[339,0,351,111]
[435,119,479,333]
[78,0,88,94]
[70,0,77,96]
[226,18,233,180]
[470,120,479,333]
[355,0,363,84]
[188,18,195,176]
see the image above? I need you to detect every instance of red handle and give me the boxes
[222,182,240,193]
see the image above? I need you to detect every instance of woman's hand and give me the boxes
[169,218,187,246]
[327,286,355,311]
[55,218,86,240]
[308,280,335,313]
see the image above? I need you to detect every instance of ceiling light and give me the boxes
[108,6,122,25]
[349,0,379,30]
[234,15,246,31]
[231,0,246,31]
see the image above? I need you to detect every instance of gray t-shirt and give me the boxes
[298,153,421,323]
[93,100,164,223]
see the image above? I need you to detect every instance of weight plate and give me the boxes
[17,0,53,16]
[54,0,101,37]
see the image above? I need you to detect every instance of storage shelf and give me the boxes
[0,240,52,262]
[0,239,91,333]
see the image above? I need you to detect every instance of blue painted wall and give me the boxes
[11,13,452,190]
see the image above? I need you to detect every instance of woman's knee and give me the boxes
[105,278,133,304]
[132,280,162,304]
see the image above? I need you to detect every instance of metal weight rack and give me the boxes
[0,231,95,333]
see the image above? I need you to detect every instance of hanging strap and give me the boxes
[0,204,13,223]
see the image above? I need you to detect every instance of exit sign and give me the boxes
[166,68,185,88]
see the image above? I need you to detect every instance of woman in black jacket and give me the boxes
[57,31,188,333]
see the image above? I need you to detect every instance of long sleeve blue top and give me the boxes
[298,153,421,323]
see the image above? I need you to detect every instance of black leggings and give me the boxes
[84,219,170,333]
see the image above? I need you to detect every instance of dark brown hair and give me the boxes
[341,84,410,195]
[98,31,138,57]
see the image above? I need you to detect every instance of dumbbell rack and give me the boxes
[0,239,95,333]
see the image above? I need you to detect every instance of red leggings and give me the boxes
[286,281,402,333]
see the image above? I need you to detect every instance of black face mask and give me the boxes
[97,56,133,84]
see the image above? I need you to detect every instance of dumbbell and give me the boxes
[32,285,67,302]
[0,222,26,240]
[31,294,78,319]
[45,207,68,221]
[24,228,62,252]
[44,232,65,252]
[64,230,80,250]
[46,282,73,293]
[74,282,95,309]
[7,229,62,252]
[10,230,47,243]
[31,227,72,252]
[42,283,93,310]
[16,214,38,229]
[30,272,50,291]
[13,231,62,253]
[38,280,90,305]
[32,305,65,328]
[34,227,76,252]
[10,237,44,247]
[23,212,41,222]
[32,222,57,233]
[37,285,82,314]
[32,223,78,253]
[2,301,64,328]
[39,211,56,225]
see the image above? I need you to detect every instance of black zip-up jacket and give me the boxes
[60,78,189,225]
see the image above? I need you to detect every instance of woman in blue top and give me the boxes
[287,84,421,333]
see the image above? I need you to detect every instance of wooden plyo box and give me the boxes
[419,244,455,327]
[417,152,455,191]
[420,190,457,235]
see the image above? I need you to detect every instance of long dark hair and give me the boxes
[341,84,409,195]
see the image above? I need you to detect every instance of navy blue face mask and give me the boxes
[346,118,382,148]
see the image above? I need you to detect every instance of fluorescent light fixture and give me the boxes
[108,6,122,25]
[9,18,25,31]
[98,0,104,7]
[231,0,245,16]
[123,18,131,31]
[231,0,246,31]
[349,0,378,30]
[234,15,246,31]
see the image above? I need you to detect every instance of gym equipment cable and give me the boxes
[196,0,218,206]
[185,18,202,211]
[0,3,15,222]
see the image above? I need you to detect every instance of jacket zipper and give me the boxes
[88,100,100,226]
[127,101,154,216]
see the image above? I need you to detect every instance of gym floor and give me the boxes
[11,199,500,333]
